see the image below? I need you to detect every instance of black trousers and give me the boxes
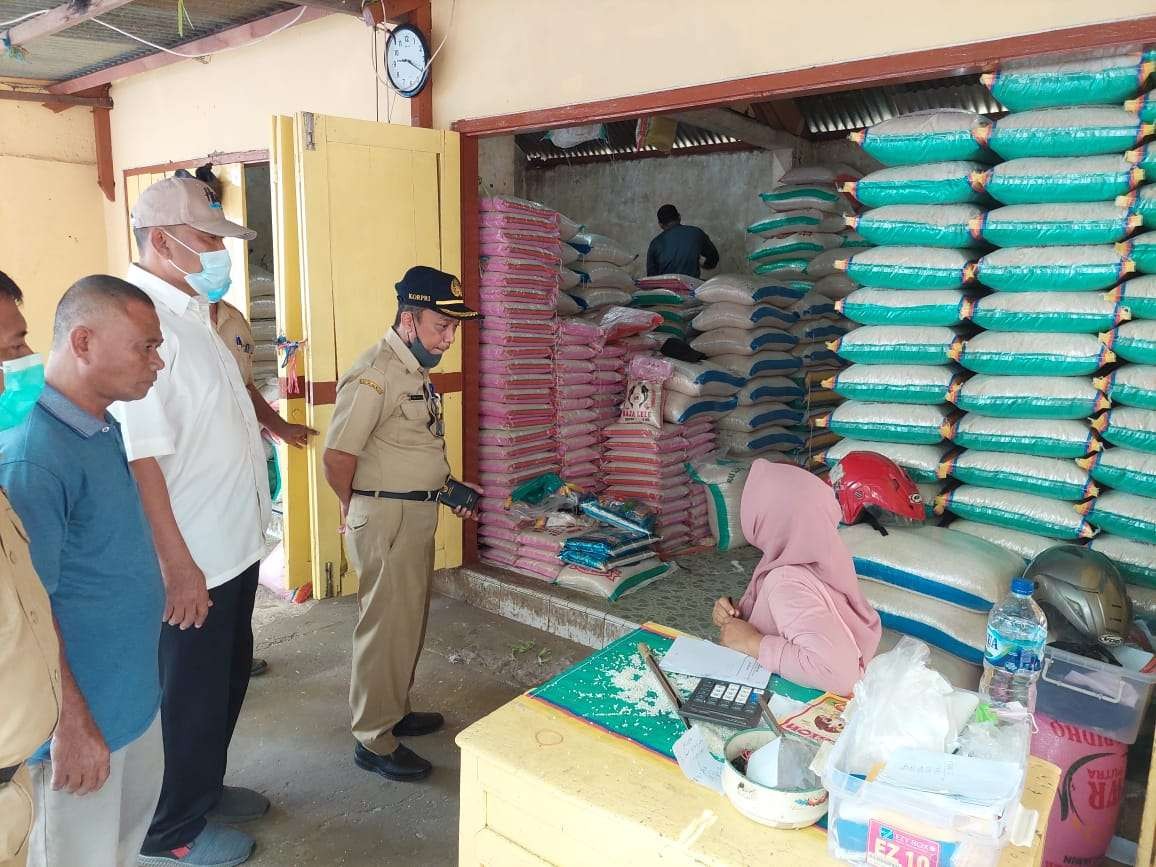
[143,562,259,853]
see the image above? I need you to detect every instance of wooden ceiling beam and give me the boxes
[669,107,798,151]
[764,99,807,137]
[362,1,425,25]
[3,0,137,48]
[0,88,111,108]
[290,0,364,15]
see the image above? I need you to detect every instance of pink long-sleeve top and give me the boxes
[735,460,882,696]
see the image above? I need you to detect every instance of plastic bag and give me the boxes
[591,306,663,342]
[620,356,673,428]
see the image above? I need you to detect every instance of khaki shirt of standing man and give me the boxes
[322,265,481,784]
[0,271,61,867]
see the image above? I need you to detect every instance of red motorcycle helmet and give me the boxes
[830,451,926,535]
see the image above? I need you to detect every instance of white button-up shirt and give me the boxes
[111,265,271,589]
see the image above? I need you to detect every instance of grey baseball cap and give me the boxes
[130,177,256,240]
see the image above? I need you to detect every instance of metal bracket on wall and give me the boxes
[303,112,316,151]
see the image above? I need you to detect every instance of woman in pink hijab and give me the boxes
[713,460,881,696]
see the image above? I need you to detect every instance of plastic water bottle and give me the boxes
[980,578,1048,711]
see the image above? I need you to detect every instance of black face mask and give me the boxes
[401,318,442,369]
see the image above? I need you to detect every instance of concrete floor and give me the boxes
[230,588,586,866]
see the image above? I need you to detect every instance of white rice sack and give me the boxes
[780,163,862,185]
[687,456,752,551]
[1101,364,1156,410]
[850,109,992,167]
[690,301,799,332]
[759,184,855,213]
[1082,446,1156,498]
[736,376,805,406]
[695,274,808,308]
[791,291,839,320]
[1115,320,1156,364]
[876,629,981,691]
[805,248,847,280]
[850,203,984,248]
[833,325,964,366]
[821,440,952,484]
[691,326,798,357]
[569,286,632,310]
[556,558,673,601]
[984,106,1148,160]
[572,262,636,291]
[840,524,1023,612]
[568,232,637,267]
[559,268,582,291]
[951,374,1109,420]
[813,273,859,300]
[980,202,1140,248]
[838,288,971,327]
[958,331,1114,377]
[1088,534,1156,588]
[839,247,976,291]
[844,161,989,207]
[949,415,1098,459]
[977,244,1132,292]
[748,232,844,265]
[1093,405,1156,452]
[985,53,1151,111]
[937,486,1094,540]
[818,401,953,445]
[939,450,1096,501]
[558,212,583,242]
[747,209,847,238]
[979,154,1144,205]
[949,520,1054,562]
[826,364,963,405]
[860,579,988,664]
[718,403,804,433]
[790,318,850,342]
[663,392,738,425]
[664,360,745,397]
[1082,491,1156,542]
[717,427,805,456]
[556,292,583,316]
[559,243,580,265]
[970,291,1128,333]
[1119,275,1156,319]
[711,350,803,378]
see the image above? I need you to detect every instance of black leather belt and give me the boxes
[0,764,19,784]
[351,489,438,502]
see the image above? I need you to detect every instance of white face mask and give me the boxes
[164,231,232,302]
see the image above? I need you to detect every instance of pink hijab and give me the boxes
[738,460,881,659]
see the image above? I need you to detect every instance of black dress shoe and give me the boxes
[392,711,445,737]
[354,743,432,781]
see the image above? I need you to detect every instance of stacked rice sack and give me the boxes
[631,274,703,342]
[561,230,638,315]
[941,55,1156,565]
[816,109,998,512]
[554,318,606,491]
[477,196,564,572]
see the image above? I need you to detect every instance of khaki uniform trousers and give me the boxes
[0,764,33,867]
[345,496,439,756]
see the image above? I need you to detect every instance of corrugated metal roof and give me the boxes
[797,76,1005,135]
[517,120,742,165]
[0,0,296,82]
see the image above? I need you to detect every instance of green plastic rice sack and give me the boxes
[949,374,1109,419]
[938,451,1096,501]
[1093,405,1156,452]
[1116,276,1156,319]
[956,331,1115,376]
[842,162,989,207]
[839,247,976,290]
[752,259,812,280]
[978,202,1142,247]
[759,185,852,213]
[839,524,1022,612]
[937,485,1094,540]
[1115,320,1156,363]
[969,292,1129,333]
[832,325,964,365]
[981,107,1151,160]
[1120,231,1156,274]
[848,204,983,248]
[816,401,953,445]
[950,520,1056,561]
[1127,91,1156,124]
[1119,184,1156,229]
[1098,364,1156,409]
[1080,491,1156,542]
[1080,447,1156,499]
[1089,534,1156,588]
[747,209,846,238]
[821,440,952,484]
[976,155,1145,205]
[947,414,1099,458]
[825,364,964,405]
[983,53,1154,111]
[837,289,971,327]
[976,245,1133,292]
[747,232,843,264]
[849,109,992,166]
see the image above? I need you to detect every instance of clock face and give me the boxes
[385,24,429,97]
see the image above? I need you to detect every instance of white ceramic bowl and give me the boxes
[721,728,829,829]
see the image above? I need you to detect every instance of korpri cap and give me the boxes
[396,265,480,320]
[131,177,256,240]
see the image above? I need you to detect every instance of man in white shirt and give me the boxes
[114,178,271,867]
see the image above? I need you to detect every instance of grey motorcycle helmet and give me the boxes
[1025,545,1132,647]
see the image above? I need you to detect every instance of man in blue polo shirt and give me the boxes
[0,275,167,867]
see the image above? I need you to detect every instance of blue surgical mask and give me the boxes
[409,333,443,370]
[165,231,232,302]
[0,354,45,430]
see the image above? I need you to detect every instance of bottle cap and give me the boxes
[1012,577,1035,596]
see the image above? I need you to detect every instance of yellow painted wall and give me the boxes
[430,0,1156,127]
[0,101,107,350]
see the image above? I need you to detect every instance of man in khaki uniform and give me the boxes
[322,266,480,781]
[0,271,61,867]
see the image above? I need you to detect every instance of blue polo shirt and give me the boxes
[0,385,164,760]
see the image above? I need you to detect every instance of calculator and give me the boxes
[680,677,768,729]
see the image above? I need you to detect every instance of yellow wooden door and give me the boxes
[292,112,462,599]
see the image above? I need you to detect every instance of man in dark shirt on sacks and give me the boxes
[645,204,720,278]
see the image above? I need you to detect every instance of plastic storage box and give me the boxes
[1036,645,1156,744]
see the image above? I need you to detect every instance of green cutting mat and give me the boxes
[528,625,823,760]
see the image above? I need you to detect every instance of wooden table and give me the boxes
[457,695,1060,866]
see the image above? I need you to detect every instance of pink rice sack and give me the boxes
[480,196,559,221]
[557,398,594,411]
[480,226,561,245]
[513,558,561,582]
[480,242,561,264]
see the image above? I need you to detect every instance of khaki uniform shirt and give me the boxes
[214,300,255,388]
[0,490,60,862]
[325,329,449,492]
